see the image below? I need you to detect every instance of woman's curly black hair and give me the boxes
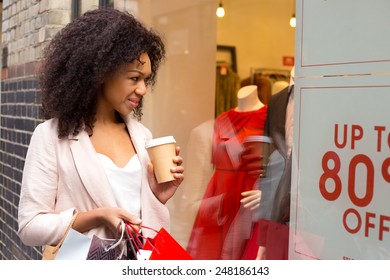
[39,8,166,138]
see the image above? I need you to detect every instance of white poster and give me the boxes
[295,0,390,77]
[290,75,390,259]
[290,0,390,259]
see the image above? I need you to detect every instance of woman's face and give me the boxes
[100,52,152,117]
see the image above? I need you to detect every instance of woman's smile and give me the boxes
[127,97,140,109]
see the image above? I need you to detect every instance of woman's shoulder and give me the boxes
[30,118,62,142]
[26,119,62,153]
[33,118,58,133]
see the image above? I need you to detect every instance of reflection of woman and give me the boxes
[17,9,184,253]
[187,86,267,259]
[174,119,215,248]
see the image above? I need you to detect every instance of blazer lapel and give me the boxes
[122,114,150,167]
[269,86,292,159]
[122,114,152,215]
[69,131,117,208]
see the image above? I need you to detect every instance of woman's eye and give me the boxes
[129,77,139,82]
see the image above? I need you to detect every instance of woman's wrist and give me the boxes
[73,208,105,233]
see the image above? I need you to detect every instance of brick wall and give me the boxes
[0,0,71,260]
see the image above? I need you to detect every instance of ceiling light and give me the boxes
[216,1,225,18]
[290,13,296,27]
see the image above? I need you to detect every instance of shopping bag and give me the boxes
[126,223,192,260]
[142,228,192,260]
[55,228,92,260]
[55,221,128,260]
[42,212,79,260]
[87,234,127,260]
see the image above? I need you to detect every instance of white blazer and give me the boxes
[18,114,170,246]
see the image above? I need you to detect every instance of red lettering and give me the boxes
[382,158,390,184]
[348,154,374,207]
[334,124,348,149]
[343,208,361,234]
[374,126,386,152]
[351,125,363,149]
[365,212,376,238]
[343,209,390,241]
[319,151,342,201]
[379,215,390,241]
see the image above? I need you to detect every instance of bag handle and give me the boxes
[50,211,79,255]
[125,223,160,255]
[125,223,144,252]
[104,220,126,252]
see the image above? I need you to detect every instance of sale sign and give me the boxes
[290,0,390,259]
[289,76,390,259]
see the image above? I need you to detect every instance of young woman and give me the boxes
[17,8,184,254]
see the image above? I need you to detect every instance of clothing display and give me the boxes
[257,84,294,260]
[241,75,272,105]
[215,66,241,117]
[241,71,290,105]
[187,106,267,260]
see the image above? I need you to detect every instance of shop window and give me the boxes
[71,0,114,20]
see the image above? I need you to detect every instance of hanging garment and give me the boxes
[215,66,241,117]
[187,106,267,260]
[241,75,272,105]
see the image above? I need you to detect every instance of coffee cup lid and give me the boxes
[145,136,176,148]
[244,135,273,144]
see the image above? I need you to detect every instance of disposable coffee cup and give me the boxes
[243,135,273,177]
[145,136,177,183]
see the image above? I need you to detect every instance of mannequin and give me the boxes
[187,86,267,259]
[234,86,264,212]
[235,85,264,112]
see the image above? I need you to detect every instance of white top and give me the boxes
[97,153,142,218]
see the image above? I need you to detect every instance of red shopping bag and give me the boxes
[143,227,192,260]
[126,223,192,260]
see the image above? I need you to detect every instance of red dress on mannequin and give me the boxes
[187,106,267,260]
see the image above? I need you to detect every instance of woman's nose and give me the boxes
[135,80,147,96]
